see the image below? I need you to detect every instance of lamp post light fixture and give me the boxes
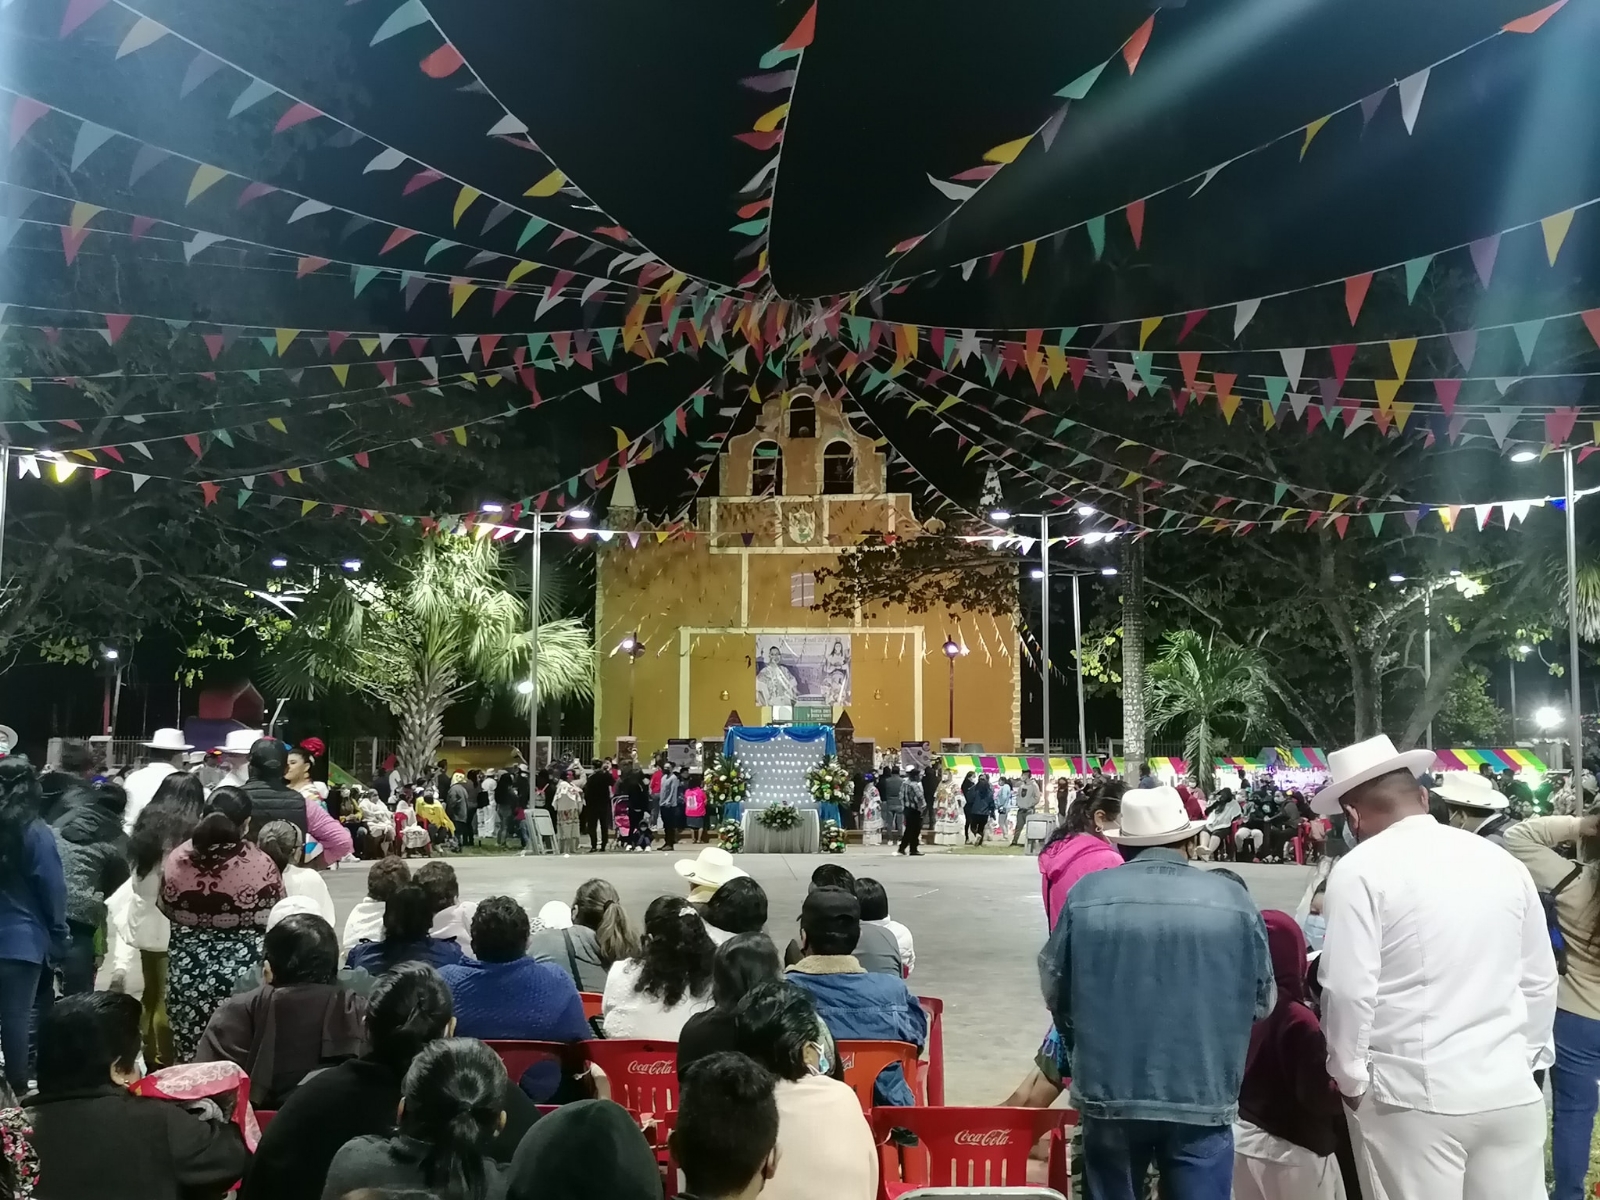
[619,633,646,737]
[341,558,362,572]
[943,637,962,741]
[480,502,504,514]
[1099,566,1119,577]
[1536,704,1563,732]
[516,680,534,695]
[567,507,592,521]
[988,508,1012,522]
[1510,449,1539,463]
[270,556,289,569]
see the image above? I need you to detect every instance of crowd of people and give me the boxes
[0,737,930,1200]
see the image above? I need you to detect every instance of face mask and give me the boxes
[809,1041,831,1077]
[1304,913,1327,949]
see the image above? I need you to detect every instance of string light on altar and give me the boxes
[270,556,288,569]
[341,558,361,572]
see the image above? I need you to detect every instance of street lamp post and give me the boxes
[1039,514,1050,756]
[528,519,541,774]
[1424,591,1433,749]
[943,637,961,741]
[620,634,645,737]
[1565,447,1583,773]
[1072,573,1088,761]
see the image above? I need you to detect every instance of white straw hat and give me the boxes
[215,728,264,755]
[1102,786,1208,847]
[1312,735,1435,816]
[674,846,749,889]
[141,727,193,751]
[1433,771,1508,812]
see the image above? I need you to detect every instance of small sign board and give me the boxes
[793,704,834,725]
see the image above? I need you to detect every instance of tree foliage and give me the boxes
[1145,628,1280,793]
[260,534,593,779]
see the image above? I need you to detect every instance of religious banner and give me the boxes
[754,633,851,706]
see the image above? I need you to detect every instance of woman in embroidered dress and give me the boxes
[552,770,584,855]
[157,785,284,1061]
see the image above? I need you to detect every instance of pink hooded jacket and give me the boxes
[1039,833,1125,928]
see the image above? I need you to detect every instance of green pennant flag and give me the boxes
[1053,417,1076,435]
[1056,60,1107,100]
[729,217,770,236]
[353,265,382,297]
[258,337,277,356]
[1273,483,1288,504]
[516,217,548,250]
[1403,255,1433,303]
[1070,451,1092,467]
[1086,215,1106,261]
[663,420,676,448]
[860,369,889,394]
[847,315,872,349]
[1263,376,1289,408]
[984,355,1002,384]
[567,478,580,496]
[213,429,234,448]
[336,456,357,470]
[236,489,251,509]
[1057,327,1078,348]
[1161,508,1179,528]
[1367,512,1385,535]
[244,370,261,384]
[692,394,704,417]
[597,327,619,358]
[526,332,549,359]
[423,239,458,263]
[1132,351,1160,393]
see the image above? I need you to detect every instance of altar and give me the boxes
[723,724,836,853]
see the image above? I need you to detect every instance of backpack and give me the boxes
[1544,864,1584,976]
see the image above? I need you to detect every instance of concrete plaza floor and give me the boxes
[323,846,1313,1104]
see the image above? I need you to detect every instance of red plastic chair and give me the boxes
[871,1106,1076,1199]
[838,1040,922,1109]
[579,992,605,1021]
[582,1039,680,1116]
[483,1039,590,1091]
[916,997,945,1106]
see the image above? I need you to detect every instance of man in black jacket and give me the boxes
[239,739,308,840]
[582,760,614,852]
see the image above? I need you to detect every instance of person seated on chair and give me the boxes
[528,879,640,993]
[439,896,589,1101]
[345,884,466,974]
[784,888,926,1106]
[241,963,536,1200]
[733,982,876,1200]
[702,876,769,945]
[781,864,901,976]
[26,992,250,1200]
[255,820,336,927]
[853,878,913,978]
[340,856,410,953]
[505,1099,661,1200]
[195,912,367,1109]
[415,860,476,947]
[679,932,787,1070]
[672,1052,781,1200]
[600,896,715,1040]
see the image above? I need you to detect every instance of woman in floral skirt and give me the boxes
[157,785,284,1061]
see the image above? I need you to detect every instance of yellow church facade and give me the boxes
[593,384,1021,756]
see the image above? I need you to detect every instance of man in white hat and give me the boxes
[121,728,193,833]
[1042,785,1273,1198]
[1313,734,1557,1200]
[674,846,748,904]
[1433,771,1514,848]
[212,728,263,793]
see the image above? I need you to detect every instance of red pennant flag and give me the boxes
[1068,356,1088,389]
[199,481,220,506]
[381,228,419,254]
[781,2,818,50]
[1173,388,1189,415]
[408,337,429,358]
[296,256,331,278]
[1306,405,1325,435]
[1125,199,1145,249]
[419,43,465,78]
[1344,272,1373,325]
[102,445,124,463]
[56,419,82,432]
[479,334,502,362]
[1328,344,1356,386]
[1212,372,1236,400]
[1581,309,1600,350]
[1177,309,1208,342]
[1334,514,1350,539]
[1546,407,1579,447]
[183,433,203,458]
[328,331,348,355]
[394,393,412,406]
[402,169,444,196]
[1504,0,1568,32]
[271,472,286,487]
[129,215,157,240]
[354,451,371,468]
[273,102,320,133]
[432,431,449,445]
[1122,15,1155,73]
[92,467,110,480]
[491,289,515,315]
[104,314,131,344]
[1433,378,1460,415]
[615,372,629,395]
[676,408,688,434]
[930,328,946,360]
[1178,351,1201,388]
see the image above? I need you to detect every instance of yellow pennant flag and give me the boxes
[70,449,97,462]
[753,103,789,133]
[524,169,565,198]
[1122,471,1142,488]
[934,395,960,414]
[68,202,103,233]
[484,374,500,388]
[358,337,381,355]
[267,417,287,433]
[1262,399,1276,430]
[1045,345,1067,386]
[1139,316,1162,349]
[614,426,631,452]
[450,280,478,316]
[1542,208,1576,265]
[1388,337,1417,381]
[505,260,538,287]
[963,445,983,463]
[372,512,387,525]
[899,324,918,360]
[984,135,1032,164]
[286,467,303,483]
[1299,116,1330,160]
[186,164,228,204]
[452,426,467,445]
[1020,241,1036,281]
[1328,493,1349,510]
[275,328,299,355]
[1373,379,1401,410]
[330,363,349,386]
[1392,400,1415,431]
[300,499,318,516]
[452,186,480,228]
[1219,393,1241,424]
[656,531,670,544]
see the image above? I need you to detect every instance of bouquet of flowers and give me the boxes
[806,756,851,804]
[717,818,744,853]
[820,819,846,853]
[757,803,800,830]
[706,756,752,810]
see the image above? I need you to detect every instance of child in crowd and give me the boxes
[340,856,411,953]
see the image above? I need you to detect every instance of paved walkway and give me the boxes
[323,847,1313,1104]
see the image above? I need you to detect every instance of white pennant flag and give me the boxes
[1474,503,1495,530]
[1397,67,1430,135]
[1233,298,1261,337]
[1280,347,1305,389]
[130,473,149,491]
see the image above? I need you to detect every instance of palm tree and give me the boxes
[262,535,593,780]
[1145,628,1279,794]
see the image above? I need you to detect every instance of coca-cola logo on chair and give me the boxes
[626,1060,675,1075]
[840,1054,856,1069]
[953,1129,1012,1147]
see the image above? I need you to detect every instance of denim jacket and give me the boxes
[1043,848,1273,1124]
[787,956,927,1105]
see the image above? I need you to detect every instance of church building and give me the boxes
[593,383,1020,757]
